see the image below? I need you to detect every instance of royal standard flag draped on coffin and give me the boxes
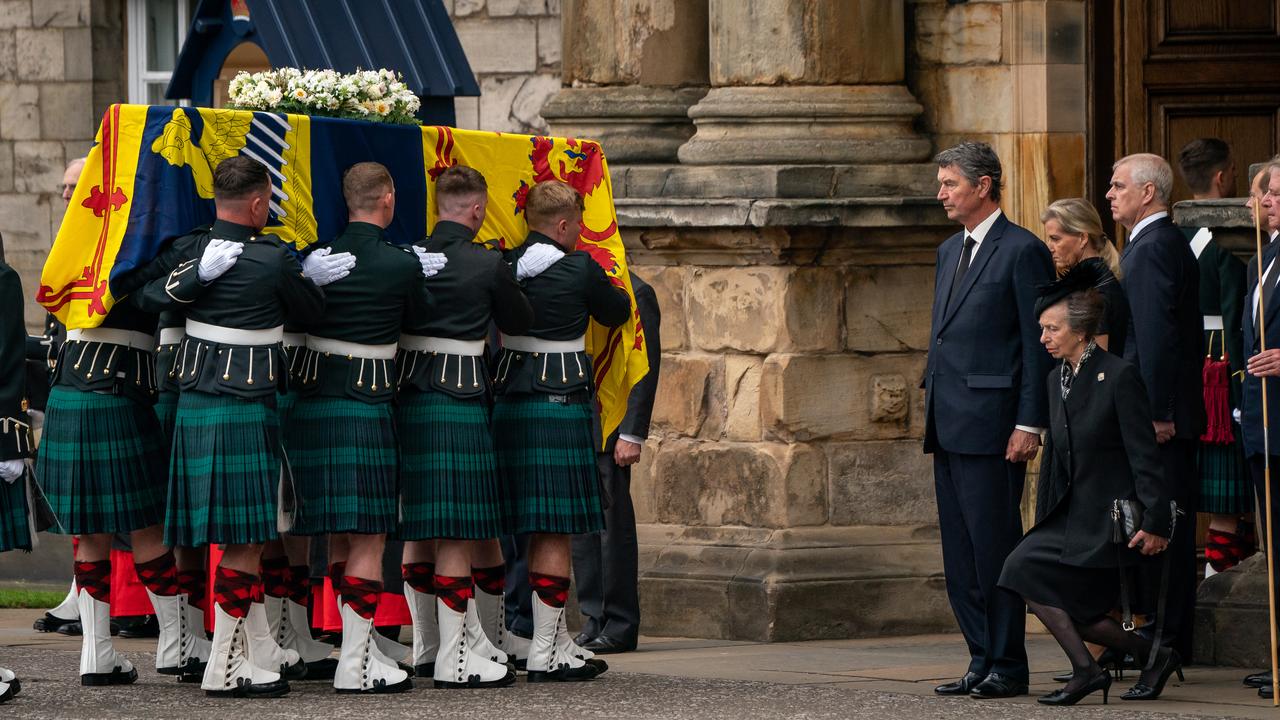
[39,104,648,445]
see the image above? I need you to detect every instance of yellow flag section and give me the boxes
[37,104,150,328]
[422,126,647,447]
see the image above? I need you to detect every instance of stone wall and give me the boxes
[445,0,562,133]
[0,0,124,332]
[908,0,1088,229]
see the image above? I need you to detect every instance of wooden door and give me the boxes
[1093,0,1280,204]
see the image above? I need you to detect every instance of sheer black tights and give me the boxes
[1027,599,1164,690]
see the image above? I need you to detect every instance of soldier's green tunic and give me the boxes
[135,219,324,547]
[286,221,430,536]
[492,233,630,535]
[0,261,36,551]
[1186,227,1249,514]
[396,220,532,540]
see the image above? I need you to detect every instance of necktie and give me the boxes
[948,234,976,312]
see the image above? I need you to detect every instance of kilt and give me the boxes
[0,470,33,552]
[276,388,298,427]
[286,397,398,535]
[155,390,179,444]
[37,385,167,535]
[1199,435,1250,514]
[492,395,603,535]
[397,392,503,541]
[166,390,281,547]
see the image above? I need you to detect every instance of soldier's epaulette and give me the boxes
[256,232,288,248]
[478,238,501,252]
[384,239,416,255]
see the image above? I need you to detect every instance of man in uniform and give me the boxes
[571,270,660,654]
[134,156,353,698]
[1176,139,1251,577]
[492,180,630,681]
[0,238,37,704]
[285,161,445,694]
[397,164,530,688]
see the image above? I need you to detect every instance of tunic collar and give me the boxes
[525,231,564,250]
[210,218,258,242]
[431,220,477,244]
[343,221,385,241]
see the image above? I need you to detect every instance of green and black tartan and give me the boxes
[0,470,33,552]
[397,392,503,540]
[286,397,398,535]
[166,390,281,547]
[492,395,603,535]
[276,388,298,428]
[1199,437,1250,514]
[154,390,179,445]
[37,385,167,535]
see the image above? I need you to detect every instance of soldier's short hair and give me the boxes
[213,156,271,201]
[436,165,488,204]
[935,142,1003,203]
[342,161,394,212]
[525,180,584,227]
[1177,138,1231,195]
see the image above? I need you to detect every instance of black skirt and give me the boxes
[997,504,1122,623]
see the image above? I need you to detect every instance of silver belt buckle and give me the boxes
[548,394,568,404]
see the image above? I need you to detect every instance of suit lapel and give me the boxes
[1121,215,1170,262]
[940,215,1004,328]
[933,233,961,326]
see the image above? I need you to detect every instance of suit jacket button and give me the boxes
[936,338,943,345]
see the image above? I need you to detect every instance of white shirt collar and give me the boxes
[1271,230,1278,244]
[965,207,1003,246]
[1128,210,1169,242]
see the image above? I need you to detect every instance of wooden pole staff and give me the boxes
[1254,198,1279,707]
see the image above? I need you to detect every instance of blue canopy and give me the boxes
[166,0,479,124]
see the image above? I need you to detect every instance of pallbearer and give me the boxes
[285,161,444,694]
[397,165,530,688]
[492,180,630,681]
[0,254,36,704]
[138,156,352,698]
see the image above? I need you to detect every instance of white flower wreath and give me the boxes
[227,67,422,125]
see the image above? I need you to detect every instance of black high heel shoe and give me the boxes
[1039,670,1112,706]
[1120,648,1182,701]
[1053,648,1127,683]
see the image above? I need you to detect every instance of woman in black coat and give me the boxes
[997,266,1179,705]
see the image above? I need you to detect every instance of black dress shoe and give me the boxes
[116,615,159,639]
[934,672,983,696]
[33,613,78,633]
[970,673,1029,699]
[582,634,637,655]
[1245,670,1272,688]
[573,631,597,647]
[1261,684,1274,699]
[55,621,83,637]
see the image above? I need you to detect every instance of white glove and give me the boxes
[413,247,448,278]
[0,459,24,484]
[197,239,244,282]
[516,243,565,280]
[302,247,357,287]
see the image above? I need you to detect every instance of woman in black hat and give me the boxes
[997,263,1180,705]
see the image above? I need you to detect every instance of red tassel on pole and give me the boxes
[1201,331,1234,444]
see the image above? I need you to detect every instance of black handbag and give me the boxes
[1110,498,1144,545]
[1112,498,1181,671]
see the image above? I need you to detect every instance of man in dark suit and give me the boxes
[925,142,1054,700]
[571,271,661,654]
[1240,162,1280,697]
[1109,152,1205,664]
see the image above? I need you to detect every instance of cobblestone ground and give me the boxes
[0,643,1245,720]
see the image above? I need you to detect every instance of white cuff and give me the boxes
[618,433,645,446]
[1015,425,1045,436]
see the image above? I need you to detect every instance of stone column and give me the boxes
[540,0,708,163]
[677,0,929,165]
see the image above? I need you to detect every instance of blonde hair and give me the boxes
[1041,198,1122,279]
[525,180,584,228]
[342,161,393,213]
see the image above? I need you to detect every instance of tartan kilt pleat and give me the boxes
[166,391,281,547]
[396,391,503,540]
[492,395,603,535]
[1198,436,1250,514]
[36,385,167,535]
[155,390,178,445]
[286,397,398,535]
[0,471,33,552]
